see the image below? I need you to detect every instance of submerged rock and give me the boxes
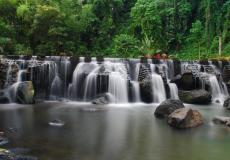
[49,119,65,127]
[212,116,230,127]
[16,81,34,104]
[91,93,114,105]
[154,99,185,118]
[223,97,230,110]
[0,148,37,160]
[167,108,203,129]
[178,89,212,104]
[0,137,9,146]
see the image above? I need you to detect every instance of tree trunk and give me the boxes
[219,34,222,56]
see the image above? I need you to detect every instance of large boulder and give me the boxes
[171,72,196,90]
[178,89,212,104]
[16,81,34,104]
[223,97,230,110]
[154,99,185,118]
[167,108,203,129]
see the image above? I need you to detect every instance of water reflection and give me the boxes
[0,103,230,160]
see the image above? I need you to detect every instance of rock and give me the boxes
[0,61,19,90]
[223,65,230,83]
[212,116,230,127]
[178,89,212,104]
[223,97,230,110]
[91,93,114,105]
[154,99,185,118]
[0,96,9,104]
[0,137,9,146]
[167,108,203,129]
[49,119,65,127]
[139,77,153,103]
[170,74,182,84]
[16,81,34,104]
[178,72,196,90]
[0,148,37,160]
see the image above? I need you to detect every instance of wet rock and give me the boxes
[167,108,203,129]
[91,93,114,105]
[0,61,19,90]
[139,77,153,103]
[212,116,230,127]
[0,137,9,146]
[154,99,185,118]
[0,96,10,104]
[16,81,34,104]
[223,97,230,110]
[0,149,37,160]
[49,119,65,127]
[223,65,230,83]
[178,89,212,104]
[176,72,196,90]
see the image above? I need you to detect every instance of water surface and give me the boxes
[0,102,230,160]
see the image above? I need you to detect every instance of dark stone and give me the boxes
[170,72,197,90]
[167,108,203,129]
[0,96,10,104]
[140,77,153,103]
[212,116,230,127]
[223,97,230,110]
[154,99,185,118]
[170,74,182,84]
[178,90,212,104]
[223,65,230,83]
[84,56,91,63]
[152,58,161,64]
[96,56,104,63]
[91,93,114,105]
[5,55,20,60]
[199,59,209,65]
[0,149,37,160]
[16,81,35,104]
[173,59,181,76]
[140,57,148,63]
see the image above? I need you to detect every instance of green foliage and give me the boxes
[112,34,140,57]
[0,0,230,59]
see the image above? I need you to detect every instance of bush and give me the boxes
[111,34,140,58]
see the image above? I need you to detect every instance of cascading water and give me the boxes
[168,83,179,99]
[149,63,166,103]
[107,62,129,103]
[209,75,228,103]
[130,81,141,102]
[1,56,230,104]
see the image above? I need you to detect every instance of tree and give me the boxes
[189,20,203,59]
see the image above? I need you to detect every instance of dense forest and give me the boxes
[0,0,230,59]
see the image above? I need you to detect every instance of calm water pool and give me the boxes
[0,102,230,160]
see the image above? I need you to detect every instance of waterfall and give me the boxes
[50,63,63,100]
[108,72,128,103]
[151,74,166,103]
[168,83,179,99]
[1,56,230,104]
[83,72,97,101]
[209,75,227,103]
[150,64,166,103]
[130,81,141,102]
